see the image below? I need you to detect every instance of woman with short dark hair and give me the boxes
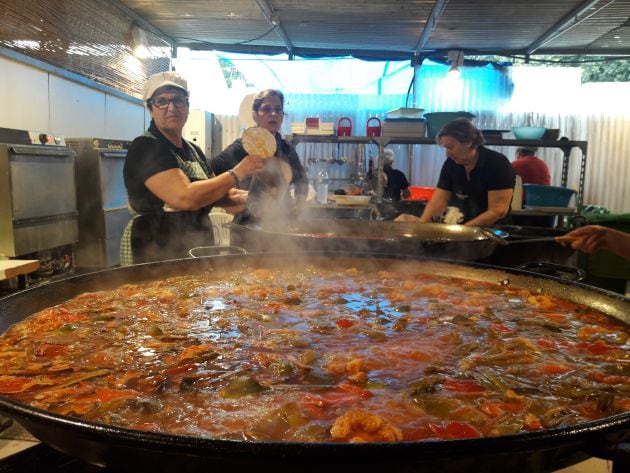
[211,89,309,221]
[398,118,515,225]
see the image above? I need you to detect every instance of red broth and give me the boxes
[0,262,628,442]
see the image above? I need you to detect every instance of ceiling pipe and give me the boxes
[255,0,294,58]
[414,0,450,56]
[526,0,613,54]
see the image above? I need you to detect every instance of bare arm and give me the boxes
[145,155,264,211]
[562,225,630,260]
[465,188,513,226]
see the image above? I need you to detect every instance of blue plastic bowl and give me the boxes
[512,126,546,140]
[523,184,576,207]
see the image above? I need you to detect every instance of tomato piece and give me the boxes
[336,318,354,328]
[0,376,33,394]
[501,402,526,413]
[444,378,485,393]
[590,372,628,385]
[479,402,503,418]
[300,384,371,413]
[428,421,482,439]
[34,343,68,357]
[299,397,330,420]
[542,364,572,375]
[576,340,617,355]
[489,323,514,334]
[614,398,630,411]
[601,375,628,385]
[164,363,196,376]
[74,388,139,404]
[176,344,214,363]
[300,389,366,421]
[542,313,568,323]
[403,425,438,441]
[537,338,556,349]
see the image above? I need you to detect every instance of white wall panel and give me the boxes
[104,94,146,140]
[0,56,49,132]
[583,114,630,214]
[49,75,105,137]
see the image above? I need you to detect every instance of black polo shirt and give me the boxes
[436,146,515,224]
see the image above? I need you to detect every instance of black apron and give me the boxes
[123,132,214,265]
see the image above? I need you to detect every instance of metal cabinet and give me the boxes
[0,142,78,257]
[66,138,132,269]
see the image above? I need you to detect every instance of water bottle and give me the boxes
[316,168,329,204]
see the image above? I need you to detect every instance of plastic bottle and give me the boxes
[316,168,329,204]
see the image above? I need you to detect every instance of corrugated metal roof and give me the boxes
[116,0,630,59]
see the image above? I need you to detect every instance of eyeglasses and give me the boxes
[258,105,284,114]
[150,96,189,109]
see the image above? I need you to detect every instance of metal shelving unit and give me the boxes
[290,134,587,217]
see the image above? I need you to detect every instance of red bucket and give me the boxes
[407,186,436,201]
[337,117,352,136]
[366,117,382,137]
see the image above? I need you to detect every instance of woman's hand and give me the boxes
[234,154,265,179]
[394,213,422,222]
[561,225,630,260]
[216,188,248,214]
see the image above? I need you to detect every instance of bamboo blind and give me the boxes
[0,0,172,97]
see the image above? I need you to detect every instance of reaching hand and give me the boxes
[217,188,248,214]
[234,154,265,179]
[394,213,421,222]
[561,225,630,260]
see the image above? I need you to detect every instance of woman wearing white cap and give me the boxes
[120,71,264,265]
[382,149,411,202]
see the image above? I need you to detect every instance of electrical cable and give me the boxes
[405,69,416,108]
[172,25,278,47]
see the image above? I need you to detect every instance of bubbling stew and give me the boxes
[0,260,628,443]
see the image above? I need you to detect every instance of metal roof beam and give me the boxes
[526,0,613,55]
[414,0,450,56]
[255,0,294,58]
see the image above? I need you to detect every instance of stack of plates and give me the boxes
[385,107,425,119]
[382,118,426,137]
[290,122,335,135]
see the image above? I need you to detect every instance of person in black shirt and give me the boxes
[211,89,308,221]
[121,71,264,265]
[382,148,411,202]
[397,118,515,226]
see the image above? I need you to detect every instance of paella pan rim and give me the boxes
[0,252,628,470]
[1,394,628,458]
